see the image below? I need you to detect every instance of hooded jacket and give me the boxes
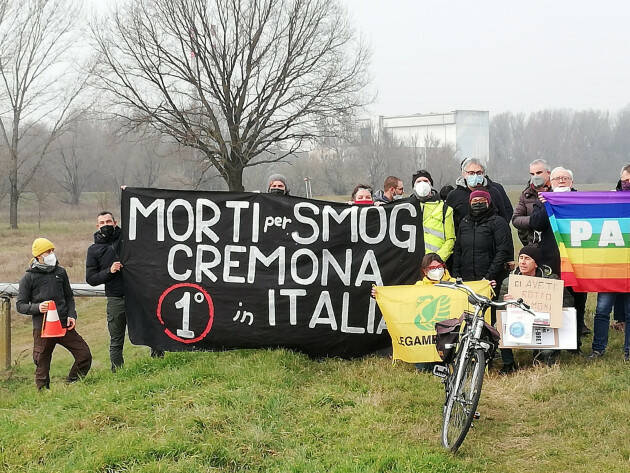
[16,261,76,329]
[452,204,514,282]
[372,189,391,203]
[86,226,123,297]
[445,176,513,232]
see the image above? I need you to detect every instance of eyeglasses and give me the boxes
[551,176,571,182]
[465,170,484,176]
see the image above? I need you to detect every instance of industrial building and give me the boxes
[359,110,489,163]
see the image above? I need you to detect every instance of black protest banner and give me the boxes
[121,187,424,357]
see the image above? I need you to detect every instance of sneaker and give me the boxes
[624,352,629,362]
[499,362,517,375]
[587,350,604,360]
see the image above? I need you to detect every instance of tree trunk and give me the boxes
[9,182,18,230]
[225,163,245,192]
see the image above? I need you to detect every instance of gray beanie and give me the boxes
[267,173,288,190]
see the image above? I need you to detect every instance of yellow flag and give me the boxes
[375,281,493,363]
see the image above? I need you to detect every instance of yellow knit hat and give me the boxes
[32,238,55,257]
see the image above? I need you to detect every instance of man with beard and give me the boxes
[86,211,163,372]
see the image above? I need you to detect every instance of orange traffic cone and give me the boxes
[41,300,67,338]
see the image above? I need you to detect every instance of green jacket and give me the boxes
[421,199,455,261]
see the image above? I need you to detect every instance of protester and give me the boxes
[411,170,455,261]
[86,211,163,372]
[445,158,513,231]
[512,159,552,246]
[439,184,455,202]
[452,189,513,287]
[531,166,588,352]
[267,174,290,195]
[16,238,92,390]
[351,184,375,205]
[588,164,630,361]
[498,245,574,373]
[373,176,404,203]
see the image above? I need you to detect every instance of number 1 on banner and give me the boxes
[174,292,195,339]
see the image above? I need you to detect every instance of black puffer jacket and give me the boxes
[86,226,123,297]
[445,176,513,231]
[452,205,514,281]
[16,262,76,329]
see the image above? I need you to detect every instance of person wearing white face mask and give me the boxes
[16,238,92,389]
[411,170,455,262]
[531,166,588,353]
[373,176,404,203]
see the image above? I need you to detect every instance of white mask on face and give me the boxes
[414,181,431,197]
[42,252,57,266]
[426,267,445,281]
[393,194,404,200]
[553,186,571,192]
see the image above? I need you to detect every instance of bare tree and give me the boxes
[314,114,359,194]
[91,0,370,191]
[0,0,88,228]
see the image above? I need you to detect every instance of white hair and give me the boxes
[550,166,573,180]
[461,158,485,173]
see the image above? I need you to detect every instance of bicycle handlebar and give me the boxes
[434,280,535,316]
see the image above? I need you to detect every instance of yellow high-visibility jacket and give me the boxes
[421,200,455,261]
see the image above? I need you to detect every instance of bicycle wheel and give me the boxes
[441,348,486,452]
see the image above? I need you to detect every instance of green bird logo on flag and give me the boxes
[414,295,451,331]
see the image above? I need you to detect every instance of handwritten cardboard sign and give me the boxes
[507,274,564,328]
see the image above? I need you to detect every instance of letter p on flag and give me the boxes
[41,300,67,338]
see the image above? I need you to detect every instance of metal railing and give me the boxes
[0,283,105,370]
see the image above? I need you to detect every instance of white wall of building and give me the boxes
[374,110,489,162]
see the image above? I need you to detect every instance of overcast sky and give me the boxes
[344,0,630,117]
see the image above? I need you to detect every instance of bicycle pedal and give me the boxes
[432,365,449,378]
[473,412,481,420]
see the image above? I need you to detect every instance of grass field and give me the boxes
[0,192,629,473]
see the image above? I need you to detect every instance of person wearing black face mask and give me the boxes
[267,173,290,196]
[452,189,513,289]
[452,190,513,327]
[86,211,165,371]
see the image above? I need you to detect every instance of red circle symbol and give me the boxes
[156,283,214,344]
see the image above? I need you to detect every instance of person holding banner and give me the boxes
[498,245,574,373]
[512,159,552,246]
[87,211,164,372]
[588,165,630,362]
[267,174,290,195]
[16,238,92,390]
[531,166,588,353]
[351,184,375,205]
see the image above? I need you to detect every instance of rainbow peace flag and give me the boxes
[542,191,630,292]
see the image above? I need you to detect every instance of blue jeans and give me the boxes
[592,293,630,354]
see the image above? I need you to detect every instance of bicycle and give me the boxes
[431,279,535,453]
